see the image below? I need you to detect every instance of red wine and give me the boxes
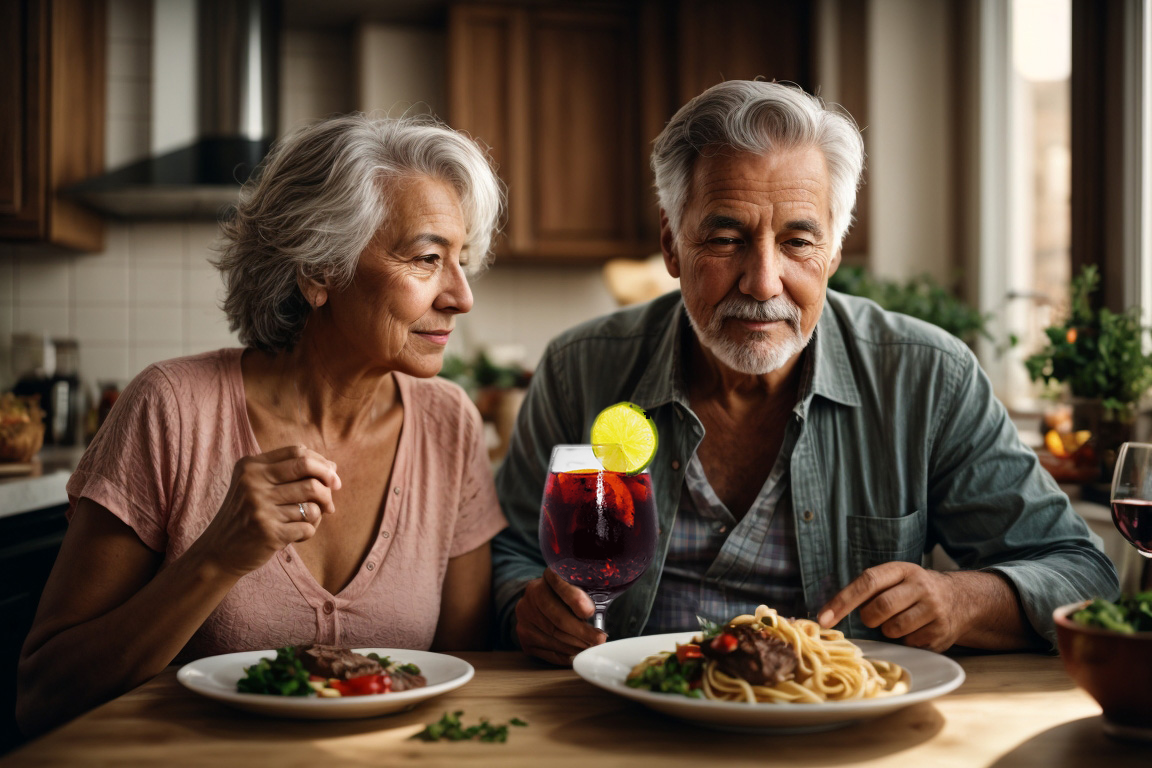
[539,469,657,598]
[1111,498,1152,555]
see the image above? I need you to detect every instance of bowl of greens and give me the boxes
[1054,592,1152,741]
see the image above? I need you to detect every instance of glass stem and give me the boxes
[591,598,612,634]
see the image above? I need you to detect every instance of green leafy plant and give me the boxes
[439,351,531,395]
[1024,265,1152,415]
[829,266,994,345]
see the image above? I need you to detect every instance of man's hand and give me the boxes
[816,562,970,652]
[515,568,606,665]
[817,562,1039,652]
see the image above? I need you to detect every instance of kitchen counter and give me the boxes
[0,447,85,518]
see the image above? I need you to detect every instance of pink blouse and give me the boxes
[66,348,506,658]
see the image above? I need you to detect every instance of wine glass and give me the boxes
[538,444,658,633]
[1110,442,1152,558]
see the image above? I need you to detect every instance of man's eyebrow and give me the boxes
[700,213,744,230]
[785,218,825,239]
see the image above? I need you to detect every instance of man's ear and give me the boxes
[827,246,842,281]
[659,210,681,279]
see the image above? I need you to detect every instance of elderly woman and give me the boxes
[16,114,506,734]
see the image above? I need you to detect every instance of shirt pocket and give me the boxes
[846,510,927,576]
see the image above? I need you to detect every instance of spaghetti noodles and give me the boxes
[627,605,909,704]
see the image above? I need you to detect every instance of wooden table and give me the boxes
[3,652,1147,767]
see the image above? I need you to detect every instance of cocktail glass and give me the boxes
[538,444,658,633]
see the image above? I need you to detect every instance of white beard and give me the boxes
[685,294,813,375]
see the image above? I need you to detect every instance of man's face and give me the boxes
[661,145,839,376]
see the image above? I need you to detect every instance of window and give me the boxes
[1003,0,1073,410]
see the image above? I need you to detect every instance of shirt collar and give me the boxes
[630,300,691,411]
[806,296,862,411]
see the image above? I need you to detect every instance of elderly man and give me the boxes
[492,80,1118,665]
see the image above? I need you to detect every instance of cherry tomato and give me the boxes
[675,643,703,664]
[710,633,739,653]
[328,673,392,696]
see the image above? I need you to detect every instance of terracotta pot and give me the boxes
[1054,601,1152,740]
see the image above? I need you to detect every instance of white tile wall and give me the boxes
[2,221,240,393]
[105,0,151,169]
[0,0,621,395]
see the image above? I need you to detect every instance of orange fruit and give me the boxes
[1045,429,1069,458]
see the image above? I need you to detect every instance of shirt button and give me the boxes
[323,601,335,615]
[393,487,401,495]
[803,509,815,522]
[366,561,375,571]
[672,460,681,471]
[284,553,292,562]
[381,530,390,539]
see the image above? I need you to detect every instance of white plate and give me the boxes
[572,632,965,733]
[177,648,473,720]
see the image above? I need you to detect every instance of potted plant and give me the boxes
[1025,265,1152,478]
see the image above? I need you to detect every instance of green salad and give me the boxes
[236,646,312,696]
[1071,591,1152,633]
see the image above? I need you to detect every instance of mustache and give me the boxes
[712,295,802,329]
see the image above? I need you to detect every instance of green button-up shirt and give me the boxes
[492,290,1119,647]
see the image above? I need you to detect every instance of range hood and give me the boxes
[68,0,279,220]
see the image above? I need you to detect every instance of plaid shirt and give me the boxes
[643,356,811,634]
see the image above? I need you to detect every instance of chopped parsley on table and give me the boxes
[413,711,528,743]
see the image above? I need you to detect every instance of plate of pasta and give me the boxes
[572,606,965,732]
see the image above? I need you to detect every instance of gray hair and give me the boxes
[651,80,864,249]
[215,113,504,352]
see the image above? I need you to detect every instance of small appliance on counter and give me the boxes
[10,334,85,448]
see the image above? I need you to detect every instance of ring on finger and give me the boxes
[298,502,308,521]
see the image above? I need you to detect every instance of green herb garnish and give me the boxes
[625,655,705,698]
[365,653,421,676]
[1071,591,1152,633]
[412,711,527,743]
[236,646,312,696]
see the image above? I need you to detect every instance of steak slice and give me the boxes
[390,667,428,692]
[296,645,383,680]
[699,624,798,686]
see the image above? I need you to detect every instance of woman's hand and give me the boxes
[194,444,342,577]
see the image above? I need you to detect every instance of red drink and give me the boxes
[1111,498,1152,556]
[540,469,658,599]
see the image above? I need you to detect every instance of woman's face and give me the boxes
[324,175,473,378]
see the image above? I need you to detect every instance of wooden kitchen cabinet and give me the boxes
[449,2,672,261]
[0,0,105,253]
[675,0,814,107]
[448,1,814,263]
